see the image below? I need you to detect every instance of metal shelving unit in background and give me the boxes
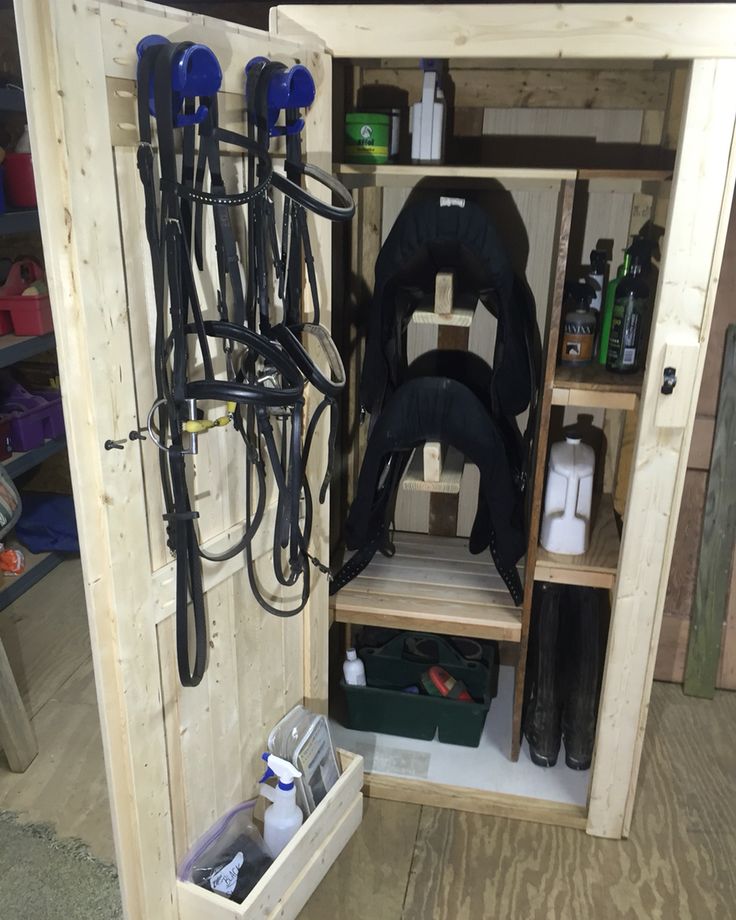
[0,208,40,235]
[1,84,68,611]
[0,86,25,112]
[0,331,55,368]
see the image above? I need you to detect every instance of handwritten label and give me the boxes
[209,851,244,897]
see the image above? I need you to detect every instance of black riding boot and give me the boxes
[524,581,563,767]
[561,586,602,771]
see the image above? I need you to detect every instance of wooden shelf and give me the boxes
[0,332,55,369]
[552,363,644,411]
[3,437,66,479]
[401,446,465,495]
[534,494,620,589]
[0,546,64,612]
[577,168,672,182]
[332,532,523,642]
[334,164,671,190]
[335,163,576,189]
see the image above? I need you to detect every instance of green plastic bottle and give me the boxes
[598,252,628,366]
[606,250,649,374]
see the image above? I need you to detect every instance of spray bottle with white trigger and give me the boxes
[259,753,304,858]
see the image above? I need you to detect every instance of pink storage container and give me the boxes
[3,152,37,208]
[0,258,52,336]
[0,294,53,336]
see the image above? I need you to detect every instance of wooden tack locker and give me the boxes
[12,2,736,918]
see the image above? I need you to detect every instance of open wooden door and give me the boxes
[13,1,360,918]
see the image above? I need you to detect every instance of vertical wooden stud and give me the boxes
[510,179,576,761]
[303,48,334,713]
[588,60,736,839]
[434,271,454,315]
[0,637,38,772]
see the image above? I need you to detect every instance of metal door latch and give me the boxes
[661,366,677,395]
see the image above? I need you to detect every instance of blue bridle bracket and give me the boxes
[137,35,222,127]
[245,57,316,137]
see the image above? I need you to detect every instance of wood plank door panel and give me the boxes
[587,59,736,838]
[14,1,352,918]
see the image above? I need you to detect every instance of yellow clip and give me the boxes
[182,402,236,434]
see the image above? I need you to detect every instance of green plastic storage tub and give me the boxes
[344,112,390,164]
[342,632,499,747]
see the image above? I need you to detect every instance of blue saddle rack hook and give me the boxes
[137,34,222,127]
[246,56,316,138]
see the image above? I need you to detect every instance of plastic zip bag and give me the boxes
[178,800,273,903]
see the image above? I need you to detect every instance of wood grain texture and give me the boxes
[684,325,736,697]
[273,4,736,60]
[697,199,736,418]
[410,306,474,327]
[176,753,363,920]
[613,402,640,517]
[551,385,639,411]
[0,560,90,717]
[0,676,114,865]
[654,613,691,683]
[687,415,716,470]
[662,470,708,620]
[332,533,522,641]
[717,560,736,689]
[402,687,736,920]
[402,447,464,495]
[603,408,626,495]
[361,66,670,110]
[554,362,644,394]
[0,637,37,772]
[15,5,351,919]
[535,494,621,589]
[590,59,736,839]
[297,682,736,920]
[299,797,421,920]
[336,164,575,189]
[361,772,587,831]
[511,179,575,760]
[433,272,454,315]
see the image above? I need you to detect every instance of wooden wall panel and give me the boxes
[656,192,736,689]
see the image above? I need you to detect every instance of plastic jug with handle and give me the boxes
[539,436,595,556]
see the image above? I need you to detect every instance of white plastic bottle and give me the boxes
[259,753,303,858]
[540,436,595,555]
[343,648,366,686]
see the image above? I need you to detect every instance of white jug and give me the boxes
[540,436,595,555]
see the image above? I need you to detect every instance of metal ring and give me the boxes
[146,398,171,453]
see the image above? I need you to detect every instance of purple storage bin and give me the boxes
[1,387,64,452]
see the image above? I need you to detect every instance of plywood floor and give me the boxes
[0,560,115,864]
[1,561,735,918]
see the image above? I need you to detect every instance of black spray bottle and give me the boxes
[606,238,653,374]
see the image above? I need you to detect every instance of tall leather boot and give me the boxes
[561,586,602,771]
[523,581,563,767]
